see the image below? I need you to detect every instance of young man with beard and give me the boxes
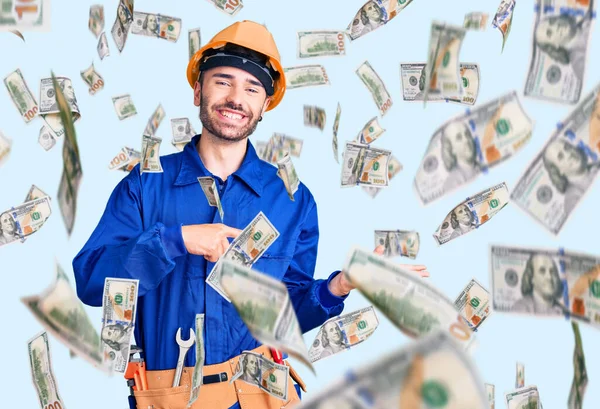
[73,20,427,409]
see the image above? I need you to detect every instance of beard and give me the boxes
[199,98,260,143]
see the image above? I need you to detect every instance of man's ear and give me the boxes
[261,96,271,116]
[193,81,201,107]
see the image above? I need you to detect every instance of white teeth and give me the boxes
[221,111,243,120]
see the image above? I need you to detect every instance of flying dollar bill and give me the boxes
[569,322,587,409]
[355,116,385,144]
[284,65,330,89]
[374,230,420,259]
[297,331,487,409]
[38,126,56,151]
[141,134,163,174]
[231,351,289,401]
[80,63,104,95]
[131,12,181,42]
[346,0,415,41]
[112,94,137,120]
[89,4,104,38]
[101,278,138,373]
[524,0,594,104]
[363,155,403,198]
[424,22,466,104]
[257,133,303,164]
[490,245,600,327]
[356,61,393,116]
[454,278,491,331]
[512,83,600,234]
[97,32,110,60]
[198,176,224,220]
[464,12,489,30]
[516,362,525,388]
[171,117,196,151]
[39,76,81,139]
[111,0,133,53]
[401,62,479,105]
[433,182,509,245]
[21,262,103,369]
[332,103,341,163]
[0,196,52,247]
[303,105,326,130]
[206,211,279,302]
[188,314,205,407]
[109,147,141,172]
[0,0,50,32]
[341,142,391,188]
[4,69,39,122]
[277,153,299,201]
[492,0,516,51]
[28,332,65,409]
[343,247,475,349]
[207,0,243,16]
[414,91,533,205]
[297,30,345,58]
[219,260,314,371]
[143,104,165,137]
[188,28,201,60]
[505,386,541,409]
[309,306,379,363]
[486,383,496,409]
[0,130,12,167]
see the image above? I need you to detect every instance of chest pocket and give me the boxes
[253,253,292,280]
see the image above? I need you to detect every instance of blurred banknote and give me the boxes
[414,91,532,205]
[220,260,313,371]
[141,134,163,173]
[297,30,345,58]
[341,142,391,188]
[569,322,587,409]
[524,0,594,104]
[298,331,487,408]
[505,386,541,409]
[207,0,243,16]
[206,211,279,301]
[356,61,392,116]
[285,65,330,89]
[101,278,138,373]
[231,351,289,401]
[97,32,110,60]
[144,104,165,136]
[28,332,65,409]
[188,28,201,59]
[355,116,385,144]
[362,155,402,198]
[516,362,525,388]
[0,195,52,247]
[374,230,420,259]
[39,76,81,139]
[424,22,466,103]
[0,0,50,31]
[277,153,299,201]
[343,247,475,348]
[512,83,600,234]
[80,63,104,95]
[492,0,516,51]
[188,314,205,407]
[454,278,491,331]
[346,0,415,41]
[38,126,56,151]
[256,133,303,164]
[198,176,224,220]
[304,105,326,130]
[464,12,489,30]
[0,131,12,166]
[433,182,509,245]
[332,103,341,163]
[309,306,379,363]
[401,62,479,105]
[490,245,600,327]
[131,11,181,42]
[171,117,195,151]
[21,262,103,369]
[89,4,104,38]
[112,94,137,120]
[486,383,496,409]
[109,147,141,172]
[4,68,39,122]
[111,0,133,53]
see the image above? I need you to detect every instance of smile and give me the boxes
[217,109,246,121]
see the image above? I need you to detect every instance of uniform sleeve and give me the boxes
[72,169,187,307]
[283,198,347,333]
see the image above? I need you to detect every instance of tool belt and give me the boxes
[132,345,305,409]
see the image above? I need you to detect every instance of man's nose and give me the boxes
[225,84,245,109]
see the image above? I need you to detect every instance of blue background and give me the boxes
[1,0,599,407]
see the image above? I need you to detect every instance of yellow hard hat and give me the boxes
[187,20,286,111]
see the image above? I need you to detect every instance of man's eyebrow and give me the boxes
[245,78,264,88]
[211,72,264,88]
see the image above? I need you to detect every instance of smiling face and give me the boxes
[544,139,586,177]
[535,15,576,47]
[196,66,269,143]
[530,255,560,300]
[323,321,342,345]
[452,204,472,226]
[0,213,15,235]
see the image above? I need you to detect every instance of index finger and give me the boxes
[223,226,243,238]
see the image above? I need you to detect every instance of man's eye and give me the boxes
[216,81,229,86]
[247,88,258,94]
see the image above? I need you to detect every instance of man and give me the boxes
[512,253,565,315]
[73,20,427,409]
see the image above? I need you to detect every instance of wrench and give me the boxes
[172,327,195,387]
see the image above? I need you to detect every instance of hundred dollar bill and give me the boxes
[206,211,279,302]
[569,322,587,409]
[207,0,243,16]
[506,386,540,409]
[231,351,289,401]
[433,182,509,245]
[80,63,104,95]
[4,68,39,122]
[28,332,65,409]
[277,153,299,201]
[89,4,104,38]
[362,155,403,198]
[188,28,201,59]
[284,65,330,89]
[112,94,137,120]
[516,362,525,388]
[486,383,496,409]
[25,184,50,202]
[0,0,50,32]
[298,331,487,408]
[356,116,385,144]
[220,260,313,371]
[297,30,345,58]
[111,0,133,53]
[303,105,326,130]
[101,278,138,373]
[454,278,490,331]
[0,130,12,166]
[424,21,466,104]
[109,147,141,172]
[341,142,391,188]
[188,314,205,407]
[0,196,52,247]
[374,230,420,259]
[141,134,163,174]
[356,61,392,116]
[512,83,600,234]
[258,133,303,164]
[414,91,532,205]
[97,32,110,60]
[171,117,196,151]
[39,76,80,139]
[38,126,56,151]
[346,0,415,41]
[309,306,379,363]
[21,262,103,369]
[131,12,181,42]
[401,62,479,105]
[198,176,224,220]
[332,103,341,163]
[143,103,165,136]
[464,12,489,30]
[524,0,594,104]
[343,247,475,349]
[492,0,516,52]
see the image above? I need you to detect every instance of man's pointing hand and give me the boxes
[182,223,242,262]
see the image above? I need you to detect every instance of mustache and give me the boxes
[214,101,250,117]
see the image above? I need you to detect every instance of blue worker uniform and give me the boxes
[73,134,347,407]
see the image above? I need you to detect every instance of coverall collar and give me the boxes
[174,133,263,197]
